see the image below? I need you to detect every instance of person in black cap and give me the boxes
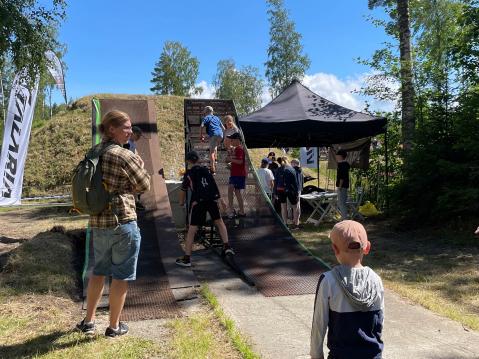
[176,151,234,267]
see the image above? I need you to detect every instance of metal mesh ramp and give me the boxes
[184,99,327,296]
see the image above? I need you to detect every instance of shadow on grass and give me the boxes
[0,228,85,300]
[1,331,95,359]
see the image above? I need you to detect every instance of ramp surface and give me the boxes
[83,98,198,320]
[184,99,327,296]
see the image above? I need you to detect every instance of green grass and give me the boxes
[0,207,246,359]
[201,285,261,359]
[295,219,479,331]
[0,231,77,297]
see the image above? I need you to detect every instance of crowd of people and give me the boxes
[75,107,387,359]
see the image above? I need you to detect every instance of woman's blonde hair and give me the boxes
[99,110,131,138]
[224,115,238,129]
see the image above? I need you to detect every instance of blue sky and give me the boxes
[55,0,392,110]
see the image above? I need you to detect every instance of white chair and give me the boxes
[347,187,365,220]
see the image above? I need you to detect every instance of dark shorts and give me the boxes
[229,176,246,190]
[277,191,299,205]
[190,200,221,226]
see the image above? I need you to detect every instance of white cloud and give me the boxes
[303,73,363,111]
[192,80,215,99]
[194,72,396,113]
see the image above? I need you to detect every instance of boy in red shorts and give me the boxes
[226,132,246,218]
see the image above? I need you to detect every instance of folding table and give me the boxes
[300,192,338,226]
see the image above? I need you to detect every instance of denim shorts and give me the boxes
[92,221,141,281]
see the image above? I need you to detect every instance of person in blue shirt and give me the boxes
[199,106,225,174]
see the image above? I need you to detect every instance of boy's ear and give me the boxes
[332,243,340,255]
[363,241,371,255]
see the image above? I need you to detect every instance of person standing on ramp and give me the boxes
[176,151,234,267]
[199,106,224,174]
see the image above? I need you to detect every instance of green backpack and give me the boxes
[72,142,117,215]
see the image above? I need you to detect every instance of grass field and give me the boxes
[0,206,253,359]
[294,218,479,331]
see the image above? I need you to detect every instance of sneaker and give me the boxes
[175,256,191,267]
[105,322,129,338]
[76,319,96,335]
[291,225,301,231]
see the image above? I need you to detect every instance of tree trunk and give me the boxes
[397,0,415,153]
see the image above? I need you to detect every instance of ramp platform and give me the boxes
[184,99,328,297]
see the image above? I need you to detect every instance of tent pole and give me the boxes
[317,147,320,189]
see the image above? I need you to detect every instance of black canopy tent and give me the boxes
[238,79,387,148]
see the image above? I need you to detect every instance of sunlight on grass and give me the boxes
[295,221,479,331]
[201,285,260,359]
[170,314,216,359]
[0,294,162,359]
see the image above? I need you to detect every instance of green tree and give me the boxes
[0,0,66,83]
[213,59,264,116]
[265,0,310,98]
[150,41,200,96]
[368,0,416,153]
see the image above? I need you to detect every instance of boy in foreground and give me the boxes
[311,220,384,359]
[176,151,234,267]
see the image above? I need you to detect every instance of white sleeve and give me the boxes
[267,169,274,181]
[310,276,329,359]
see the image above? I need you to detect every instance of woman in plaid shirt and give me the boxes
[76,110,150,337]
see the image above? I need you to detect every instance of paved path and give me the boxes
[193,250,479,359]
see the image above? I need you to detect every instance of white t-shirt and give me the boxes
[257,167,274,194]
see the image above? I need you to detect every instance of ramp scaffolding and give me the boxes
[184,99,328,296]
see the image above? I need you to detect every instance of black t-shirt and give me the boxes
[181,165,220,203]
[336,161,350,188]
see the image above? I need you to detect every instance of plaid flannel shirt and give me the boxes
[89,141,150,228]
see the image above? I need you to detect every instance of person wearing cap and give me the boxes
[310,220,384,359]
[199,106,225,174]
[176,151,234,267]
[257,158,275,199]
[335,149,350,220]
[226,132,246,218]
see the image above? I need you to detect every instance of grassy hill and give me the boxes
[23,94,185,197]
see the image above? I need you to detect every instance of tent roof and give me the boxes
[239,79,387,148]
